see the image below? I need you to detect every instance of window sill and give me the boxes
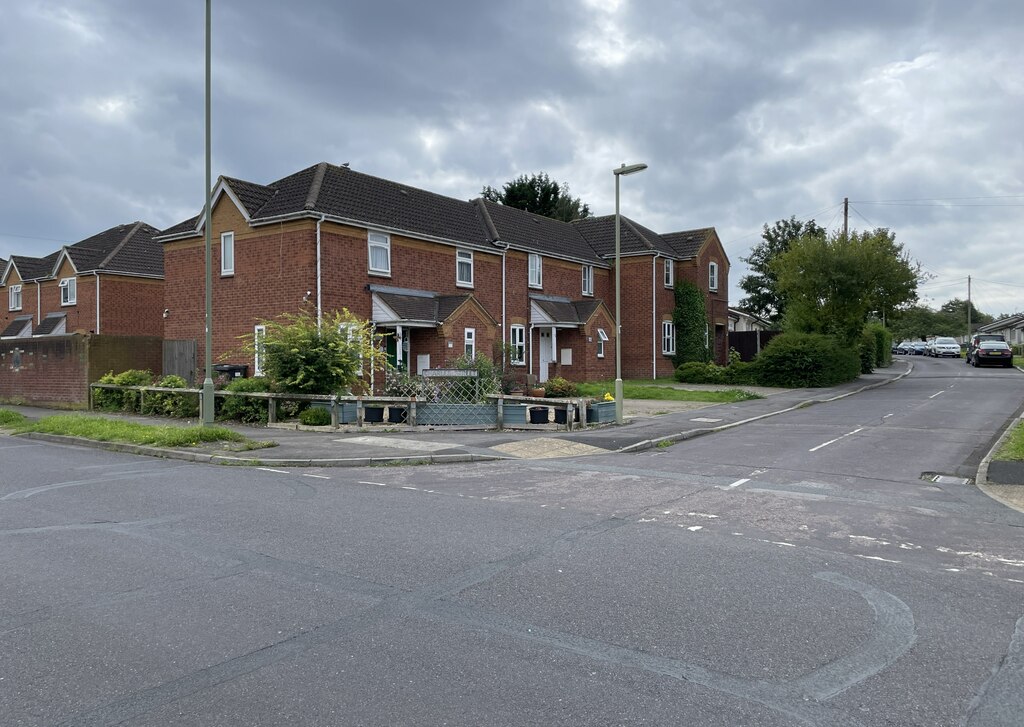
[369,270,392,278]
[528,283,542,290]
[582,291,594,297]
[456,282,474,289]
[61,302,77,307]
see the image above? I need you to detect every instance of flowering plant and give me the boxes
[603,392,614,401]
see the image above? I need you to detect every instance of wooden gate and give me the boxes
[163,339,197,382]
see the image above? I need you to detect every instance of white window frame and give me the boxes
[220,231,235,276]
[9,284,22,311]
[596,328,609,358]
[662,321,676,355]
[368,231,391,275]
[59,277,77,306]
[664,259,674,288]
[582,265,594,296]
[510,325,526,365]
[528,253,542,288]
[456,249,474,287]
[709,261,719,292]
[253,325,267,376]
[464,327,476,358]
[339,322,364,375]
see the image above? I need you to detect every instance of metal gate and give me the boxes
[163,339,197,382]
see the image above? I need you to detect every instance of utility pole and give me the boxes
[967,275,972,341]
[843,197,849,240]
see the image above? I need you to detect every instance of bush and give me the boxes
[299,406,332,426]
[141,375,199,418]
[866,322,892,367]
[723,360,759,385]
[858,332,876,374]
[755,333,861,387]
[93,369,154,412]
[674,361,725,384]
[218,377,271,424]
[544,376,578,398]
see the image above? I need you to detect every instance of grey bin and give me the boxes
[213,364,248,379]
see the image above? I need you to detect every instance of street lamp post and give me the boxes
[201,0,214,425]
[613,162,647,424]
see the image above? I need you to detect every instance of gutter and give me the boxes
[94,272,101,334]
[652,253,660,379]
[316,215,324,330]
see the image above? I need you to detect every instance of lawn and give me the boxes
[575,381,761,403]
[994,421,1024,461]
[4,412,275,450]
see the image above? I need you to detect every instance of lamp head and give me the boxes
[614,162,648,176]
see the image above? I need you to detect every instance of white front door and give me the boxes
[539,329,553,382]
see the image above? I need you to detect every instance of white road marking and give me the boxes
[686,525,703,531]
[855,554,901,564]
[257,467,290,474]
[687,512,720,519]
[690,417,723,423]
[809,427,864,452]
[719,478,750,490]
[929,391,945,399]
[302,474,330,479]
[358,481,388,486]
[401,486,418,490]
[883,413,894,419]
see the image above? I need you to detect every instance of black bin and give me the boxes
[213,364,249,379]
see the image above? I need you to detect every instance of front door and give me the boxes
[539,329,553,383]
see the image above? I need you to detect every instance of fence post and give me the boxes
[496,395,504,430]
[268,396,277,424]
[330,395,339,428]
[139,387,145,414]
[356,396,364,427]
[409,396,417,427]
[566,401,574,432]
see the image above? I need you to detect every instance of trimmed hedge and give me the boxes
[93,369,153,412]
[755,333,860,387]
[299,406,332,426]
[866,322,892,368]
[140,375,199,418]
[218,376,272,424]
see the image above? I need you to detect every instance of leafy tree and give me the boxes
[739,217,825,324]
[773,228,919,346]
[672,280,710,365]
[481,172,592,222]
[940,298,994,330]
[239,307,384,395]
[888,305,949,341]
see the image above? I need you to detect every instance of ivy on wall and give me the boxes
[673,280,710,365]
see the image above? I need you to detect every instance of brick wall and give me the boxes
[99,276,165,336]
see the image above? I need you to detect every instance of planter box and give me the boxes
[363,406,385,423]
[310,401,358,424]
[587,401,616,423]
[416,402,497,427]
[529,406,550,424]
[502,403,528,426]
[387,405,408,424]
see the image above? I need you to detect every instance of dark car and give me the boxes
[967,333,1006,365]
[911,341,928,355]
[971,340,1014,368]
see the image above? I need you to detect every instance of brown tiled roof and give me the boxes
[372,286,472,325]
[530,295,604,325]
[477,200,604,263]
[34,312,66,336]
[662,228,713,259]
[8,251,60,281]
[572,215,675,257]
[1,315,33,338]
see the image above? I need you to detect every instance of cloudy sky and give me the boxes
[2,1,1022,314]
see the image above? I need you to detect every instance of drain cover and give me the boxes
[931,474,971,485]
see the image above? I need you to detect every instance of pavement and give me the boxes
[5,361,1024,512]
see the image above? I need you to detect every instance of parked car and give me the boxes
[967,333,1006,365]
[910,341,928,355]
[930,337,961,358]
[971,340,1014,368]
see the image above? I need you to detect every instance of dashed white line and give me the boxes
[257,467,290,474]
[809,427,864,452]
[358,481,388,486]
[719,478,750,490]
[854,554,901,564]
[929,391,945,399]
[401,486,418,491]
[302,474,330,479]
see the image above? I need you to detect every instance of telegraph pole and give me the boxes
[843,197,849,239]
[967,275,972,341]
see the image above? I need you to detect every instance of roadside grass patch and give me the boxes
[13,414,275,450]
[994,421,1024,461]
[0,409,27,427]
[576,382,761,403]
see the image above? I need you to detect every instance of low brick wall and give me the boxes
[0,334,163,409]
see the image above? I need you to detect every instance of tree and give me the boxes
[480,172,592,222]
[672,280,710,365]
[738,217,825,324]
[773,228,919,346]
[940,298,994,331]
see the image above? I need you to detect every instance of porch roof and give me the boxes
[371,285,471,327]
[530,295,602,327]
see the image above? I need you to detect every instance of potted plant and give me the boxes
[529,406,550,424]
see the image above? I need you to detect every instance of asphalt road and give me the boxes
[2,355,1023,726]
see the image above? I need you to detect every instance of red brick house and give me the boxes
[1,222,164,340]
[157,162,727,384]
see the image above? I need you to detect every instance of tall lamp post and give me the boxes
[613,162,647,424]
[201,0,214,425]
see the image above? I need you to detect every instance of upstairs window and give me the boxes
[597,328,609,358]
[582,265,594,296]
[368,232,391,274]
[456,249,473,287]
[528,253,542,288]
[8,284,22,311]
[709,261,719,292]
[510,325,525,365]
[220,231,235,275]
[59,277,77,306]
[664,259,674,288]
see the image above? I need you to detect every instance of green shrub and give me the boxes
[141,375,199,418]
[723,360,759,385]
[755,333,860,387]
[544,376,578,398]
[299,406,332,426]
[858,331,876,374]
[92,369,154,412]
[218,377,271,424]
[674,361,725,384]
[866,322,892,367]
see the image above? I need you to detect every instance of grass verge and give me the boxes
[575,382,762,403]
[11,414,276,450]
[994,421,1024,461]
[0,409,28,427]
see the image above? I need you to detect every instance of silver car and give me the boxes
[931,337,961,358]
